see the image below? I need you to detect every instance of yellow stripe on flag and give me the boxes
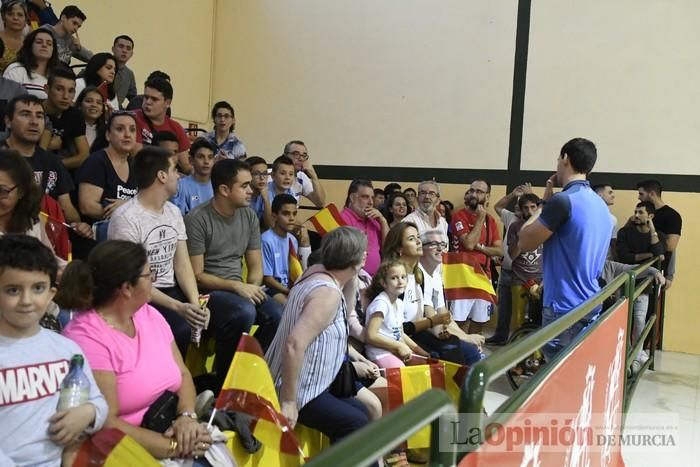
[222,350,280,411]
[400,365,435,448]
[103,435,160,467]
[442,262,494,292]
[308,203,345,235]
[289,239,303,284]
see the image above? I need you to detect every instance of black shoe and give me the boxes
[485,336,508,346]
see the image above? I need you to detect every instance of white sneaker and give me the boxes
[631,360,642,375]
[638,350,650,364]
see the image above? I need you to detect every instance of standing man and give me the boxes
[449,180,503,335]
[593,183,618,254]
[637,179,681,290]
[39,67,89,170]
[185,159,282,390]
[41,5,92,65]
[518,138,611,359]
[283,140,326,207]
[133,77,191,173]
[111,35,137,109]
[402,180,448,238]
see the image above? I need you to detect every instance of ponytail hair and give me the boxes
[54,240,148,310]
[365,259,406,303]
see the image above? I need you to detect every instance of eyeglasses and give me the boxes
[251,171,268,178]
[0,185,17,199]
[215,113,233,120]
[139,269,158,282]
[467,188,488,195]
[423,241,448,250]
[285,150,309,161]
[418,190,438,198]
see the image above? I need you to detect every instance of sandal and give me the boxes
[384,451,409,467]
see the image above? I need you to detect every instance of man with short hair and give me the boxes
[39,67,88,169]
[2,95,84,226]
[41,5,92,64]
[126,70,171,116]
[384,183,402,197]
[171,138,215,215]
[111,35,137,108]
[519,138,611,359]
[0,38,26,135]
[372,188,385,210]
[133,77,191,173]
[282,140,326,207]
[340,179,388,275]
[593,183,618,252]
[637,179,681,290]
[449,179,503,335]
[107,147,206,358]
[185,159,282,389]
[402,180,448,238]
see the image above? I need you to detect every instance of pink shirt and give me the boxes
[340,207,382,275]
[64,304,182,426]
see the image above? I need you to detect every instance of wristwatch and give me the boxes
[176,411,198,421]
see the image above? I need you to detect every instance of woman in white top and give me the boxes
[76,86,105,149]
[74,53,119,111]
[3,28,58,99]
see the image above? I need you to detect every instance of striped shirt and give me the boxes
[266,274,347,409]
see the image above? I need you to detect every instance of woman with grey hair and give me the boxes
[265,226,381,447]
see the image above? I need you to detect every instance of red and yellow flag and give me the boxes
[72,428,159,466]
[288,238,303,284]
[385,360,468,449]
[442,252,497,303]
[308,203,346,236]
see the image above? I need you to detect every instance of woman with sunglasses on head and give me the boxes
[60,240,214,461]
[3,28,58,98]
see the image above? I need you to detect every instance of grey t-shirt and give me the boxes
[184,200,261,282]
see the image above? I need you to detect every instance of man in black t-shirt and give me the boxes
[637,179,682,289]
[39,67,89,170]
[2,95,89,238]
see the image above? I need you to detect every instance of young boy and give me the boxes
[247,156,273,227]
[0,235,107,466]
[171,138,216,215]
[262,194,311,304]
[268,155,297,202]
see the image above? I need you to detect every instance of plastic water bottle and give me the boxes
[191,294,210,347]
[56,354,90,411]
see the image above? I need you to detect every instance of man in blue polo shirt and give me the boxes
[518,137,611,360]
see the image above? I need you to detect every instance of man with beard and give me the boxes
[616,201,665,364]
[449,180,502,335]
[402,180,448,238]
[506,193,543,333]
[518,138,611,360]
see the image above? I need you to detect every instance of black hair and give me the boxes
[144,77,173,101]
[211,158,250,194]
[373,188,385,197]
[0,234,57,286]
[591,183,612,194]
[385,192,411,224]
[6,94,43,120]
[1,0,27,23]
[153,131,178,145]
[55,240,148,310]
[560,137,597,175]
[211,101,235,132]
[272,193,297,214]
[132,146,174,189]
[146,70,170,82]
[113,35,134,47]
[0,150,41,234]
[15,28,59,78]
[59,5,86,21]
[272,155,295,173]
[47,65,76,87]
[75,86,106,148]
[83,53,117,99]
[344,179,373,207]
[245,156,267,168]
[636,179,662,196]
[189,137,216,157]
[403,187,416,195]
[517,193,541,209]
[636,201,656,216]
[384,183,402,195]
[471,179,492,193]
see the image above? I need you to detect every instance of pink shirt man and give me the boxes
[341,206,382,275]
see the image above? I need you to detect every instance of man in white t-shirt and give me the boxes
[402,180,448,239]
[283,140,326,207]
[107,146,206,357]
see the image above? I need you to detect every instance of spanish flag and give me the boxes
[288,238,303,284]
[216,334,309,466]
[442,252,497,303]
[72,428,159,466]
[385,360,467,449]
[307,203,346,236]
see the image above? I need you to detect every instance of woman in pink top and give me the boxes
[60,240,213,460]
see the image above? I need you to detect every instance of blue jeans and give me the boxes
[541,306,600,362]
[493,269,513,340]
[298,390,370,444]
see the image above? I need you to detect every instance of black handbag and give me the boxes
[141,390,179,433]
[329,358,359,398]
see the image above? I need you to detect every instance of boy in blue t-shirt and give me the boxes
[262,194,311,305]
[0,235,107,467]
[171,138,216,215]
